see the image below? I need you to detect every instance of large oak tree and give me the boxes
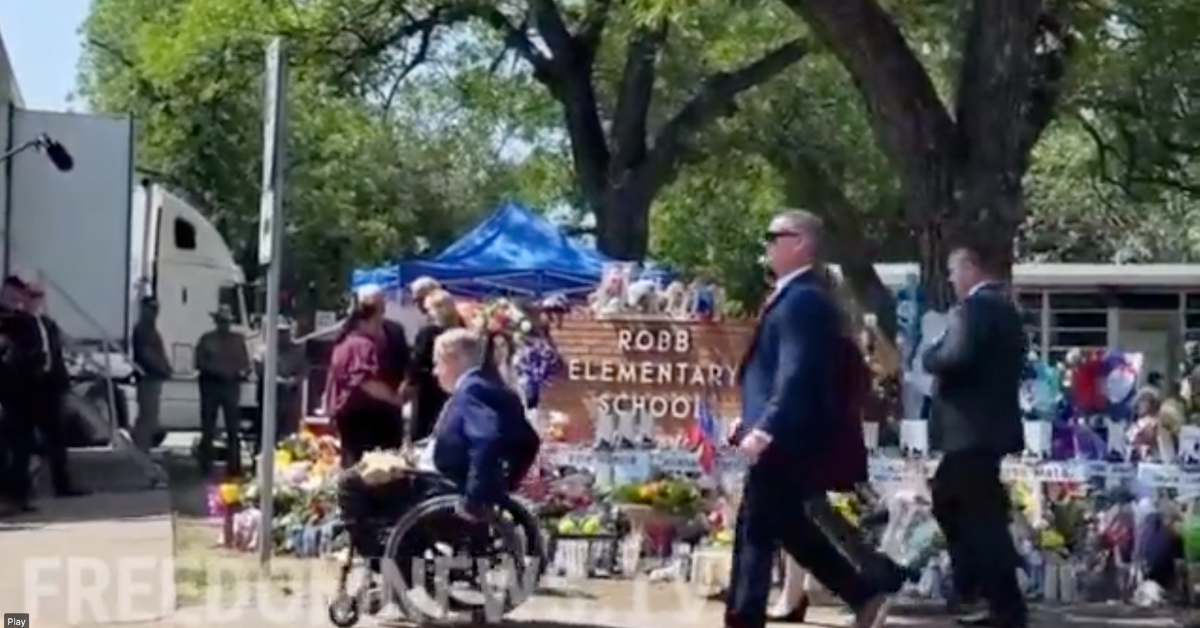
[345,0,811,260]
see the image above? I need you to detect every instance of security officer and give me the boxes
[195,305,251,475]
[0,275,79,512]
[132,296,172,450]
[0,276,40,511]
[253,322,306,454]
[24,280,82,498]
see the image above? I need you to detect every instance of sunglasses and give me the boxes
[765,230,801,243]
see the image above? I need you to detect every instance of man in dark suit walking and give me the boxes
[726,210,891,628]
[431,328,540,518]
[923,243,1027,628]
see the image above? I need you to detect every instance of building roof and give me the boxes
[869,263,1200,289]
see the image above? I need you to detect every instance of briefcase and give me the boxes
[802,495,903,586]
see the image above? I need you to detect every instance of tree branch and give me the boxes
[474,5,553,80]
[528,0,575,61]
[638,38,810,194]
[576,0,614,53]
[609,23,669,176]
[1017,6,1074,163]
[953,0,1044,179]
[780,0,956,199]
[84,39,169,105]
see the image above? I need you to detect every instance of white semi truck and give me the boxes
[131,181,259,432]
[1,104,258,437]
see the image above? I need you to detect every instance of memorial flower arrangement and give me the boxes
[610,476,703,517]
[469,297,563,405]
[207,480,244,517]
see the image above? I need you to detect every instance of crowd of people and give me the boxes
[0,203,1033,628]
[323,278,540,516]
[318,209,1029,628]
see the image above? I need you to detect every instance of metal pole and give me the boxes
[257,37,288,571]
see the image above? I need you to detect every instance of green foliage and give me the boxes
[77,0,556,310]
[77,0,1200,315]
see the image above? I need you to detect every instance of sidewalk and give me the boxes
[0,490,175,627]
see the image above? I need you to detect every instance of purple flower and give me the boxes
[206,485,226,518]
[516,336,563,391]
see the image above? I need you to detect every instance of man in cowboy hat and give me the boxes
[194,304,251,475]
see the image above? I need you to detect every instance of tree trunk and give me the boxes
[781,0,1052,308]
[594,180,654,261]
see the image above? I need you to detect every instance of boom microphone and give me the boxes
[37,134,74,172]
[0,133,74,172]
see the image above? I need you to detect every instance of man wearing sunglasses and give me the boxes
[725,210,892,628]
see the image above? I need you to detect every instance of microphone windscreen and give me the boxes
[44,140,73,172]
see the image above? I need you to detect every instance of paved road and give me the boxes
[0,491,176,627]
[0,491,1182,628]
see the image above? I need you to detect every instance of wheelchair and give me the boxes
[328,467,547,626]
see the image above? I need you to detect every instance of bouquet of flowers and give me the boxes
[207,481,244,517]
[610,477,703,518]
[473,298,537,342]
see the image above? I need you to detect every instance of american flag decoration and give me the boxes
[688,396,719,474]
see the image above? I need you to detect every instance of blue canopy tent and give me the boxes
[351,202,611,298]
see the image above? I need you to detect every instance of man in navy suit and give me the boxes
[431,328,540,518]
[726,210,891,628]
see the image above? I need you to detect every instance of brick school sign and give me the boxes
[541,314,754,442]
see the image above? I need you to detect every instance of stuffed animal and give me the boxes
[589,265,629,315]
[661,281,689,317]
[625,278,660,313]
[689,277,719,321]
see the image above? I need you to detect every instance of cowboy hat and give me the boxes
[211,304,235,322]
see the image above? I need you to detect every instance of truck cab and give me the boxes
[131,180,257,431]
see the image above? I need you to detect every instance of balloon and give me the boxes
[1102,351,1139,409]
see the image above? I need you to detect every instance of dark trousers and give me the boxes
[726,473,878,628]
[931,451,1026,622]
[337,403,404,468]
[199,378,242,474]
[253,381,300,455]
[1,396,73,502]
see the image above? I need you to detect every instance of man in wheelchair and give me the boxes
[428,327,540,520]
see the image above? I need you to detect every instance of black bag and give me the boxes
[802,495,905,591]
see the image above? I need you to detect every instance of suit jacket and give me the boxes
[36,315,71,396]
[379,319,411,388]
[433,369,541,508]
[922,284,1025,455]
[736,269,840,483]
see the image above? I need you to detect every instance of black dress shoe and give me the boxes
[55,487,88,498]
[766,595,809,623]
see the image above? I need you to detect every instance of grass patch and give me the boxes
[165,451,337,607]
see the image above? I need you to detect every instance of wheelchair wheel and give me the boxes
[502,494,549,584]
[327,593,360,627]
[381,495,526,625]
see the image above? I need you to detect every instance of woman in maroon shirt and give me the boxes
[324,297,406,467]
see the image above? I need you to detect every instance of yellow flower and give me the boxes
[218,482,241,506]
[275,450,293,468]
[1038,528,1065,550]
